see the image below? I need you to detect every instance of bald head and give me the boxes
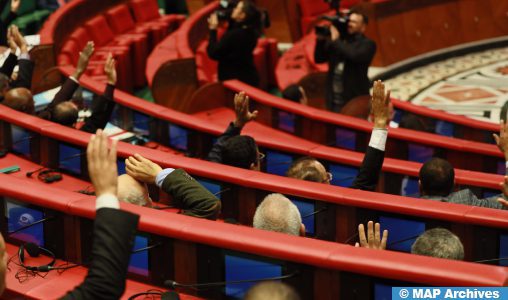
[245,282,300,300]
[286,157,329,184]
[53,101,79,126]
[117,174,152,207]
[3,88,34,114]
[253,193,303,236]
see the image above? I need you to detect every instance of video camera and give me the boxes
[214,0,270,29]
[215,0,239,21]
[314,0,349,39]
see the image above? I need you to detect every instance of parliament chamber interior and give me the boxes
[0,0,507,299]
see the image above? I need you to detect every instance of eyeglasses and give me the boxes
[257,152,265,162]
[324,172,333,183]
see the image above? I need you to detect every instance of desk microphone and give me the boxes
[164,271,298,290]
[8,215,56,235]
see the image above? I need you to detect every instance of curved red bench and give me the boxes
[2,103,508,258]
[1,174,507,298]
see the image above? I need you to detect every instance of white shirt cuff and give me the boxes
[369,129,388,151]
[505,161,508,169]
[69,76,79,83]
[18,53,30,60]
[96,193,119,210]
[155,168,176,188]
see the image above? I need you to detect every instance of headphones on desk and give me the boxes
[18,242,56,272]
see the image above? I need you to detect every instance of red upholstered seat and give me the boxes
[106,5,150,86]
[129,0,177,46]
[83,17,135,90]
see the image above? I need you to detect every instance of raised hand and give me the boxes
[9,25,27,53]
[125,154,162,185]
[233,91,258,128]
[87,129,118,197]
[7,26,16,52]
[493,120,508,160]
[371,80,391,129]
[208,13,219,30]
[104,53,117,85]
[355,221,388,250]
[75,41,95,79]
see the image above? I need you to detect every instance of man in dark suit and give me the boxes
[39,41,117,134]
[419,157,508,210]
[286,80,390,192]
[3,41,117,134]
[125,154,222,220]
[206,91,262,171]
[60,129,139,299]
[0,130,140,299]
[314,10,376,112]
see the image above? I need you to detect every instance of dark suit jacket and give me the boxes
[206,122,240,164]
[315,33,376,109]
[207,25,260,87]
[161,168,221,220]
[38,77,116,133]
[0,54,34,90]
[422,189,507,210]
[60,208,139,300]
[350,146,384,191]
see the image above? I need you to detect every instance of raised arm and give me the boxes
[0,26,18,77]
[126,154,221,219]
[351,80,390,191]
[80,54,116,133]
[62,130,139,299]
[10,25,33,89]
[47,41,95,113]
[206,91,258,163]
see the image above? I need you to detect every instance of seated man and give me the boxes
[419,157,507,209]
[0,129,140,298]
[40,42,117,133]
[253,193,389,249]
[117,174,152,207]
[411,228,464,261]
[286,80,391,191]
[3,41,117,134]
[281,84,308,106]
[125,154,221,220]
[206,91,262,170]
[253,193,304,236]
[418,119,508,210]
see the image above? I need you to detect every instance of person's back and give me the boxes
[419,158,506,209]
[207,0,261,86]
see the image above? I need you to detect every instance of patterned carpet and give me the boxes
[384,47,508,123]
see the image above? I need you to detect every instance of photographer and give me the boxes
[314,10,376,113]
[207,0,262,87]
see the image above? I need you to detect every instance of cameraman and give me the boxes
[314,10,376,112]
[207,0,262,87]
